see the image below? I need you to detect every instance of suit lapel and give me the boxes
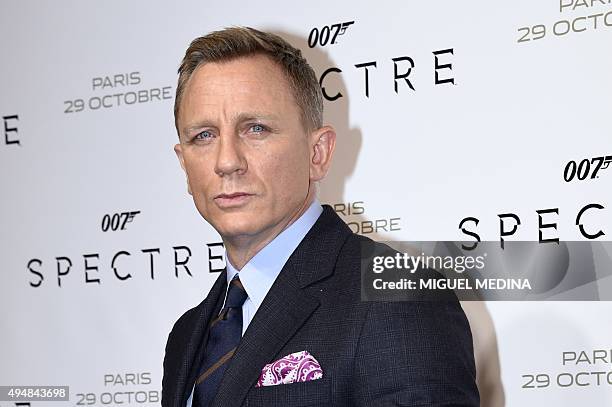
[211,206,352,407]
[176,270,228,407]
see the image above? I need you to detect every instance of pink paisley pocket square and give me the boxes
[255,350,323,387]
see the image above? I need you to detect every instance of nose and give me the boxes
[214,132,247,177]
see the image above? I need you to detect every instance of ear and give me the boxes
[174,143,192,195]
[309,125,336,182]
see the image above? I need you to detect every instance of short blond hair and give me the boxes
[174,26,323,133]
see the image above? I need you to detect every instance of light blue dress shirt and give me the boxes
[186,199,323,407]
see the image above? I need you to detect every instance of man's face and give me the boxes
[175,54,315,244]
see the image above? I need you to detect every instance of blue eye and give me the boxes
[251,124,265,133]
[195,130,212,140]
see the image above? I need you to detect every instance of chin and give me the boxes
[211,215,265,239]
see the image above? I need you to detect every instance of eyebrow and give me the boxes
[182,112,280,136]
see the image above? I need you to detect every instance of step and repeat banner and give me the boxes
[1,1,611,406]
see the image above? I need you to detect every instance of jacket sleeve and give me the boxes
[162,308,197,407]
[351,300,480,406]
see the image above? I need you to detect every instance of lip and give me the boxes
[214,192,254,208]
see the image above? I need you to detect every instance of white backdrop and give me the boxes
[1,1,611,406]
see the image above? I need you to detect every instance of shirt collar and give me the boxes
[225,199,323,309]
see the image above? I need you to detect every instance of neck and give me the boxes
[224,192,316,270]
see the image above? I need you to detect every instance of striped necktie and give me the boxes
[193,276,248,407]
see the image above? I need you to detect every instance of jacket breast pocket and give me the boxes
[245,377,330,407]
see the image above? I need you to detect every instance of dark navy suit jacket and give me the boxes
[162,205,479,406]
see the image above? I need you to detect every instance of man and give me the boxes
[163,27,479,407]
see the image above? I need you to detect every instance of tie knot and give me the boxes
[224,276,248,309]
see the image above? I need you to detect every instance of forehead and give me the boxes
[178,54,299,128]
